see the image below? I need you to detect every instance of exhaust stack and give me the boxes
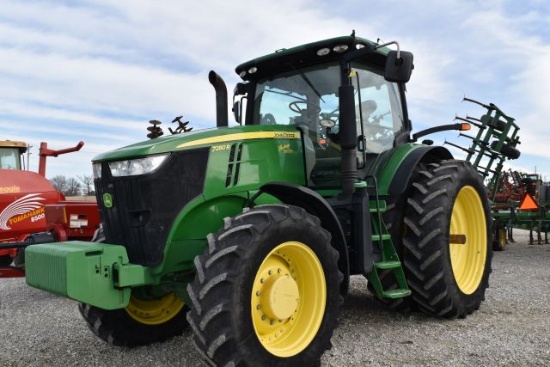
[208,70,228,127]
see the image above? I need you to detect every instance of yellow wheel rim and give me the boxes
[125,292,185,325]
[251,241,326,357]
[449,186,488,295]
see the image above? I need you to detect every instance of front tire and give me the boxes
[79,290,188,347]
[403,160,492,318]
[186,204,341,366]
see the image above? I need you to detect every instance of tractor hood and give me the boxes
[92,124,301,163]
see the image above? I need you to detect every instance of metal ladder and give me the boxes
[365,177,411,299]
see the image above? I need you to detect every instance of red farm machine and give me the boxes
[0,140,100,277]
[490,170,550,246]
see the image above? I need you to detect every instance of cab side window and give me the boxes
[352,68,405,155]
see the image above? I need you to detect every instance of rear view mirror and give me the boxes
[233,100,243,124]
[232,83,248,125]
[384,51,414,83]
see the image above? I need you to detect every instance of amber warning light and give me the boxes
[459,123,471,131]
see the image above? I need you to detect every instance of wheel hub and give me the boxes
[450,185,487,295]
[125,292,185,325]
[251,241,327,357]
[260,274,299,320]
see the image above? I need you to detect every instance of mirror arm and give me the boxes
[375,40,401,59]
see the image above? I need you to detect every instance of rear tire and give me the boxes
[186,204,341,366]
[79,290,188,347]
[403,160,492,318]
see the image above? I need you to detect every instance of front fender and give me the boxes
[159,193,249,274]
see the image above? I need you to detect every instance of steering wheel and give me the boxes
[289,101,321,115]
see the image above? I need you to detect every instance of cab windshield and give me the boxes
[0,148,22,170]
[252,62,405,186]
[253,62,405,154]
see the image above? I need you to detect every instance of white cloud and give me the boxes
[0,0,548,183]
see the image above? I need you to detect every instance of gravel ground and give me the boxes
[1,229,549,366]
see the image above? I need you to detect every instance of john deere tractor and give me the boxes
[26,33,492,366]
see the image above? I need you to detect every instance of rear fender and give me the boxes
[376,145,453,196]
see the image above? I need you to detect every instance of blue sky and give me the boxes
[1,0,549,181]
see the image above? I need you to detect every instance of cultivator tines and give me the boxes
[511,170,523,187]
[451,97,521,201]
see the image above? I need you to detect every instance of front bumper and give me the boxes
[25,241,151,310]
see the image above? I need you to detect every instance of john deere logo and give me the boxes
[103,193,113,208]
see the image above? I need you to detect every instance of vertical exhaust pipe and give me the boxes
[208,70,228,127]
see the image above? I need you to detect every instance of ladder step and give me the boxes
[372,234,392,242]
[369,200,387,213]
[383,288,412,299]
[374,260,402,270]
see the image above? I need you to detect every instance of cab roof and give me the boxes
[235,35,389,82]
[0,140,27,152]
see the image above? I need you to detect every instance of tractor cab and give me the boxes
[0,140,27,170]
[233,35,413,187]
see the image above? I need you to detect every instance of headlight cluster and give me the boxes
[105,153,170,177]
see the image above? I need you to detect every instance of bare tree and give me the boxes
[49,175,68,194]
[49,175,83,196]
[78,175,94,196]
[65,178,82,196]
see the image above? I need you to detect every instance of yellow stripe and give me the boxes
[176,131,301,149]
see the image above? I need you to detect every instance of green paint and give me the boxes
[26,34,419,311]
[25,241,153,310]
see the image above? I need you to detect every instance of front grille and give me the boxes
[94,148,209,266]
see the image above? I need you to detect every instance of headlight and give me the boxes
[108,153,170,177]
[92,162,102,179]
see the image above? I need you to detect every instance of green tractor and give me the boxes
[26,33,492,366]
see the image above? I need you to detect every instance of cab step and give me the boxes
[373,260,402,270]
[369,260,412,299]
[365,176,410,300]
[382,288,412,299]
[371,234,392,243]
